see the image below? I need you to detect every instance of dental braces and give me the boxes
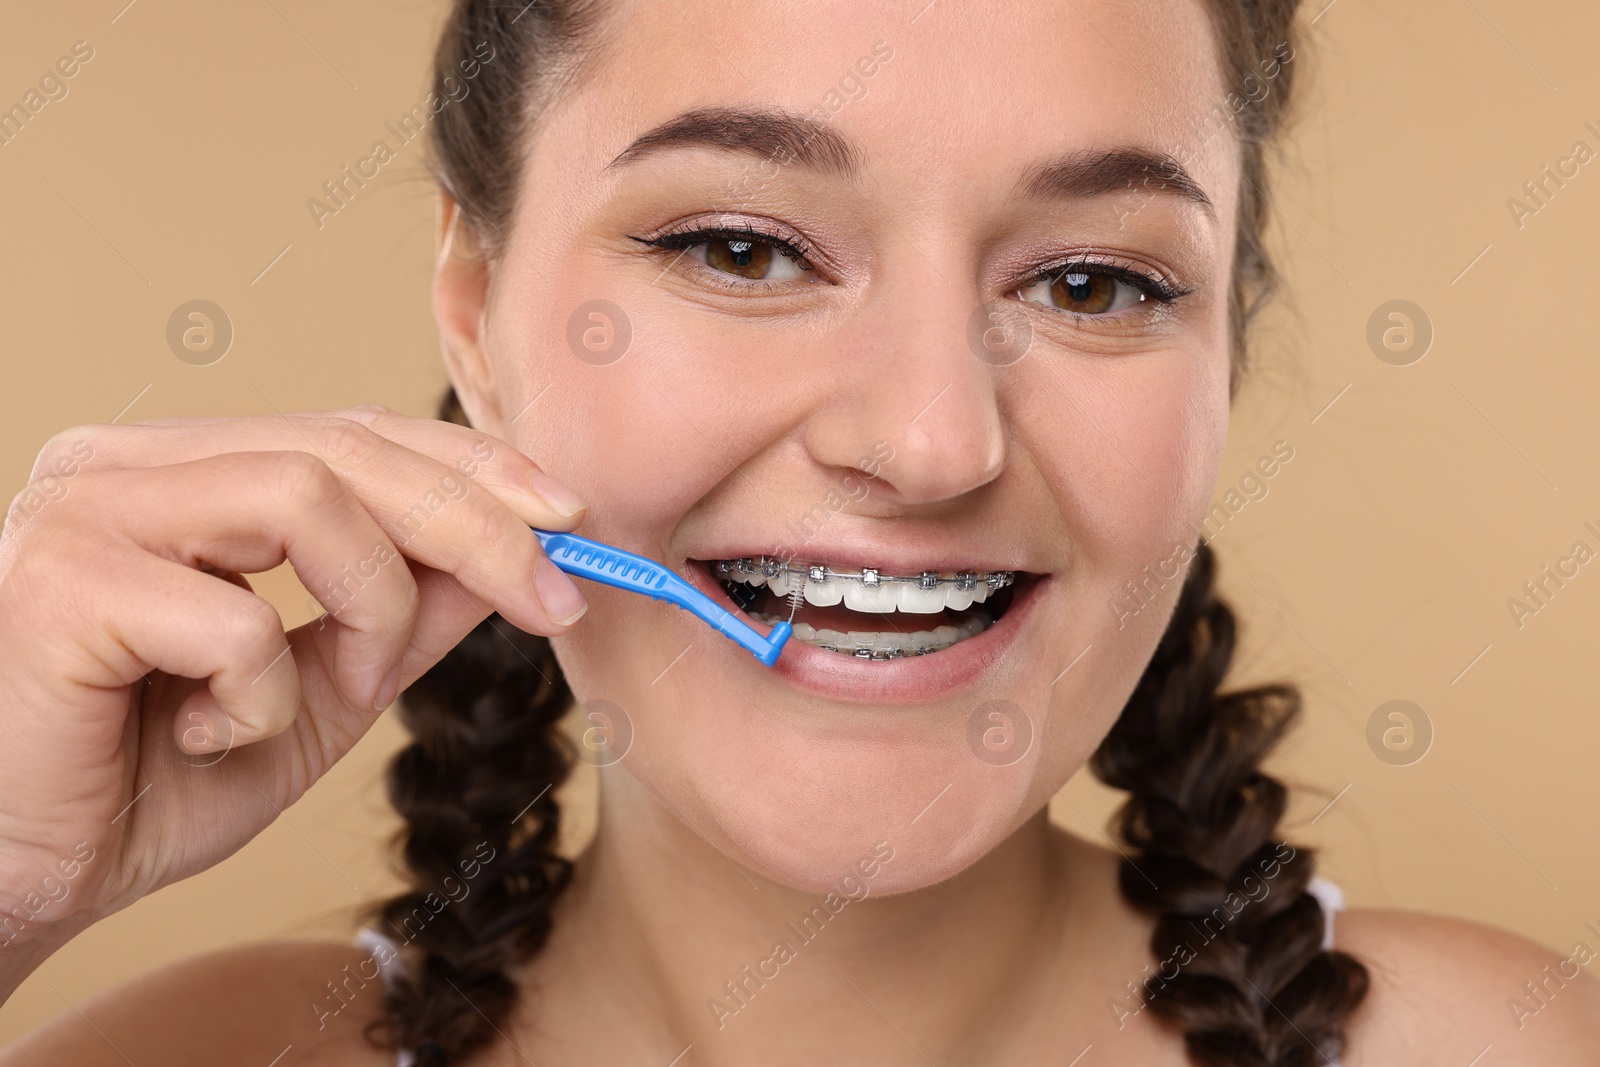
[714,557,1016,592]
[748,611,934,660]
[832,645,913,659]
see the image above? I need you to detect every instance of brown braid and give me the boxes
[1091,542,1369,1065]
[358,387,576,1067]
[360,0,1371,1063]
[1087,4,1373,1056]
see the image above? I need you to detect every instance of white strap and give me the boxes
[1306,875,1345,951]
[354,928,415,1067]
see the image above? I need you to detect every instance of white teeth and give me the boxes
[765,570,800,596]
[800,575,844,606]
[748,611,995,658]
[842,580,898,613]
[719,559,1014,659]
[895,583,946,614]
[718,559,1011,614]
[755,571,994,613]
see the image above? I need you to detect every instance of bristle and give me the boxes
[786,582,804,624]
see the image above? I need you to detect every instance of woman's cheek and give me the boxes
[1094,356,1227,636]
[508,313,700,536]
[1010,348,1228,821]
[1021,346,1226,572]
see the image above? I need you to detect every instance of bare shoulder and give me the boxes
[1337,906,1600,1066]
[0,939,398,1067]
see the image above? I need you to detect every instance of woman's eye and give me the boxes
[1016,268,1149,315]
[688,237,808,281]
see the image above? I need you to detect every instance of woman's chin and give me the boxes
[565,600,1081,898]
[723,801,1033,899]
[679,739,1044,899]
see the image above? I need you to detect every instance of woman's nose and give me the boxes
[801,272,1009,509]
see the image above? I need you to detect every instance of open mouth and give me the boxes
[692,556,1033,661]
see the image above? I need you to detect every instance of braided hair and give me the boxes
[1094,543,1369,1065]
[359,400,575,1063]
[361,1,1371,1063]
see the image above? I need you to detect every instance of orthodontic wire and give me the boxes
[717,556,1015,592]
[748,559,997,661]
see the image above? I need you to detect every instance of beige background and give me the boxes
[4,0,1599,1041]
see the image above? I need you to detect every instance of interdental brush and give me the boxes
[531,529,793,667]
[785,574,805,624]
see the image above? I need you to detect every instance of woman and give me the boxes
[1,0,1595,1063]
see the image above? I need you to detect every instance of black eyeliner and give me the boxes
[1035,257,1191,303]
[628,224,816,271]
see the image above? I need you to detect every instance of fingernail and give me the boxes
[535,556,588,626]
[529,471,587,518]
[374,663,403,712]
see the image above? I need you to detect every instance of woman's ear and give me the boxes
[433,192,503,435]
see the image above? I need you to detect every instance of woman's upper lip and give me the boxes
[679,538,1045,577]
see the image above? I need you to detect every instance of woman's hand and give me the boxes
[0,404,587,972]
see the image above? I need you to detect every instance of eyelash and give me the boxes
[630,225,1192,310]
[1021,256,1191,306]
[629,224,817,282]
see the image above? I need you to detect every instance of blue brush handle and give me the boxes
[533,529,792,667]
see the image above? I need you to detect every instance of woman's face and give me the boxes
[444,0,1241,893]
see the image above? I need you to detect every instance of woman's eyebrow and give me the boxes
[1016,147,1216,218]
[605,106,862,178]
[605,110,1213,221]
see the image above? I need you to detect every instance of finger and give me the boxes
[199,564,255,594]
[41,414,588,635]
[88,453,419,714]
[316,561,493,739]
[15,539,305,752]
[63,405,587,530]
[354,405,587,528]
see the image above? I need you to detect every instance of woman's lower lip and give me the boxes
[683,563,1048,704]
